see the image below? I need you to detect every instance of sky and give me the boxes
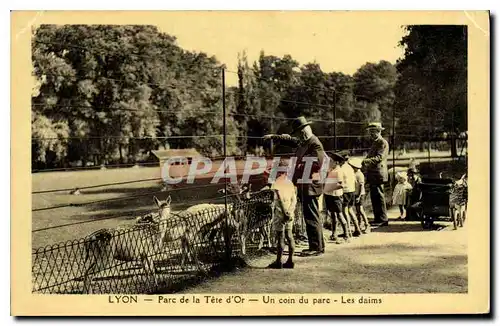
[154,12,408,85]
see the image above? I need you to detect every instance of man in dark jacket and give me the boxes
[263,116,326,256]
[362,122,390,226]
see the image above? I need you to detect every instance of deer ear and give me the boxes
[153,196,162,208]
[218,188,226,194]
[165,195,171,206]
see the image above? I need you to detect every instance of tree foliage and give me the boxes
[32,24,464,170]
[394,25,467,153]
[32,24,239,169]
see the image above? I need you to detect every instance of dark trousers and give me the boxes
[301,194,325,252]
[324,195,349,238]
[369,183,388,222]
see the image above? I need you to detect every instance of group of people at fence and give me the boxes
[261,115,467,270]
[260,116,394,269]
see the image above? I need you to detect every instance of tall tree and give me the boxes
[395,25,467,156]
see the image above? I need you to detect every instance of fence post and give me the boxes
[392,105,396,189]
[221,67,232,264]
[333,90,337,151]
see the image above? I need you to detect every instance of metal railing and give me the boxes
[32,189,276,294]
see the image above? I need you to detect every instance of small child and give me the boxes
[266,160,297,269]
[392,173,413,219]
[323,153,351,244]
[348,158,370,233]
[340,154,363,237]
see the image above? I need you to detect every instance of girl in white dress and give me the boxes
[392,173,413,219]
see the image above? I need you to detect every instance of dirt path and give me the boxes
[180,209,467,294]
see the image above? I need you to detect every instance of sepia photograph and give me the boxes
[11,10,489,316]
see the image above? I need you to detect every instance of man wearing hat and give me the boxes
[362,122,390,226]
[263,116,326,256]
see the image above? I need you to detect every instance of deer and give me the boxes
[214,182,277,256]
[217,177,296,258]
[449,173,468,230]
[81,196,172,294]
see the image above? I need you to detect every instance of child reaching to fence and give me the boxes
[392,172,413,219]
[348,158,370,233]
[266,159,298,269]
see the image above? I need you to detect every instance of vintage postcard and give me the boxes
[11,10,490,316]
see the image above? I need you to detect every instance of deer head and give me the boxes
[153,195,172,221]
[218,182,252,200]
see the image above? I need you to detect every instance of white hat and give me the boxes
[366,122,385,131]
[348,158,363,169]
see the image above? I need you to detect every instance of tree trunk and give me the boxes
[119,143,124,164]
[450,135,458,157]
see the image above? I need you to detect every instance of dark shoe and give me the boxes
[352,231,361,237]
[283,261,295,269]
[301,250,322,257]
[329,234,338,241]
[335,238,345,244]
[370,221,389,227]
[267,261,282,269]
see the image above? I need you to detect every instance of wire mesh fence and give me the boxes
[32,189,278,294]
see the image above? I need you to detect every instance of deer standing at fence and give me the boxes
[82,196,172,294]
[449,173,468,230]
[218,180,295,257]
[216,183,269,256]
[158,196,242,271]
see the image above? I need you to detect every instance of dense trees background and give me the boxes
[31,24,467,170]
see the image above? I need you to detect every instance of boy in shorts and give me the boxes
[267,161,298,269]
[341,154,363,237]
[349,158,370,233]
[323,152,351,243]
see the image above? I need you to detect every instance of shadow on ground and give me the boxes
[371,221,449,233]
[180,228,468,294]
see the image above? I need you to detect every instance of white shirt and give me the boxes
[270,174,297,220]
[354,170,366,196]
[341,163,356,193]
[323,166,344,197]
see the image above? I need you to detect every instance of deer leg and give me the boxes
[141,254,158,289]
[82,262,96,295]
[240,233,247,256]
[265,224,272,248]
[181,236,202,273]
[450,207,457,230]
[459,206,465,227]
[258,232,264,250]
[82,246,102,295]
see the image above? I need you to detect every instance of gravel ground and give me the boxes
[180,209,467,294]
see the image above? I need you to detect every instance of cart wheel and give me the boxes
[421,215,429,229]
[421,215,433,229]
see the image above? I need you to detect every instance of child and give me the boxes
[266,160,298,269]
[323,153,351,244]
[392,173,413,219]
[340,154,363,237]
[348,158,370,233]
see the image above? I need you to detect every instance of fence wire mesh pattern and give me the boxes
[32,189,277,294]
